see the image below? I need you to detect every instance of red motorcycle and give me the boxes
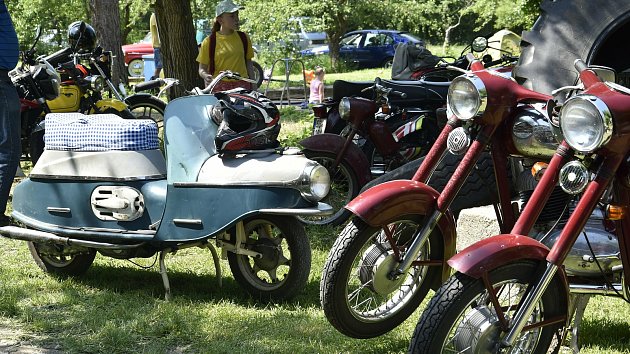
[319,54,558,339]
[409,61,628,353]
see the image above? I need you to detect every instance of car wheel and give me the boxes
[128,58,144,77]
[381,57,394,69]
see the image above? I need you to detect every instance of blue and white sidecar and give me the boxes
[0,80,331,301]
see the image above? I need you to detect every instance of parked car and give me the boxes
[122,32,153,77]
[301,29,424,69]
[289,17,327,50]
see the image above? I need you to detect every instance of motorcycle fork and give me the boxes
[392,124,496,278]
[333,126,357,169]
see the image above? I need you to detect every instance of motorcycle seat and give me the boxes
[331,79,450,109]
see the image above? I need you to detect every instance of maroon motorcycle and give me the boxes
[409,61,628,353]
[318,54,559,339]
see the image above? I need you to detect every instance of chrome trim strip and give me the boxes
[173,180,299,188]
[47,207,71,213]
[259,202,333,216]
[173,219,203,225]
[29,173,166,181]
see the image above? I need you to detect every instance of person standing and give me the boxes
[196,0,256,92]
[0,0,20,226]
[308,66,325,104]
[149,10,162,80]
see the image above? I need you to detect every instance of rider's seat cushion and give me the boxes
[44,113,159,151]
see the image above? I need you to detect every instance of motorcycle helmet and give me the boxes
[213,90,281,153]
[68,21,97,53]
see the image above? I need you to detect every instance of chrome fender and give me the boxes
[347,179,457,282]
[300,134,372,186]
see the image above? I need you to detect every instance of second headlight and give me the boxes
[560,95,613,153]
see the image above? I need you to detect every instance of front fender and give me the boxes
[301,134,372,186]
[95,98,128,112]
[448,234,550,278]
[347,179,457,282]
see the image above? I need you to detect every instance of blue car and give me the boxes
[301,29,425,69]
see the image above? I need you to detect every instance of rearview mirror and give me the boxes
[471,37,488,52]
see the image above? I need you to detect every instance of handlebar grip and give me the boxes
[391,90,407,98]
[574,59,588,73]
[134,79,164,92]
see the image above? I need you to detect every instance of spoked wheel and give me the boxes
[320,216,444,338]
[300,151,359,226]
[27,241,96,276]
[409,260,566,354]
[124,94,166,131]
[227,215,311,301]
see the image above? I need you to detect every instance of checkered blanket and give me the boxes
[44,113,159,151]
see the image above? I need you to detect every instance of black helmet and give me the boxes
[68,21,97,52]
[213,90,281,153]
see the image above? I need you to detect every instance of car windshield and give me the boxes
[340,33,362,48]
[141,32,152,43]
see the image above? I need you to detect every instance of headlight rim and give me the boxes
[339,97,351,120]
[299,161,330,202]
[447,75,487,121]
[559,95,613,153]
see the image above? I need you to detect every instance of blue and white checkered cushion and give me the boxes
[44,113,159,151]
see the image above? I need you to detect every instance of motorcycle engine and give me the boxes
[511,104,557,158]
[90,186,145,221]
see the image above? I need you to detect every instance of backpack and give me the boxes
[208,31,248,75]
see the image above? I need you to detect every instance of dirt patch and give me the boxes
[0,324,62,354]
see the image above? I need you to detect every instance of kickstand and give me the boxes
[159,250,172,301]
[568,294,590,353]
[207,243,222,287]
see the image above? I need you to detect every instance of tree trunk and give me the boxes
[89,0,127,86]
[442,13,464,55]
[155,0,202,99]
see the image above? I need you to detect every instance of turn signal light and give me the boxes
[606,205,627,221]
[531,162,548,181]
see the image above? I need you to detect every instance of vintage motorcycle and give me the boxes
[409,61,628,353]
[318,53,560,339]
[12,23,165,164]
[0,71,331,302]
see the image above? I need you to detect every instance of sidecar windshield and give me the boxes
[163,94,219,182]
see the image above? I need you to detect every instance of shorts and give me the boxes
[153,47,163,69]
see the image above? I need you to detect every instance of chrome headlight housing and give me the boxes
[339,97,351,120]
[299,161,330,202]
[560,95,613,153]
[447,75,487,120]
[86,75,105,91]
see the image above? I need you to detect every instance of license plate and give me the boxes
[312,118,326,135]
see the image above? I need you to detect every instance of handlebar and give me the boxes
[360,77,407,98]
[197,70,256,94]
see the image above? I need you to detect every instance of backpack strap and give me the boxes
[209,31,248,76]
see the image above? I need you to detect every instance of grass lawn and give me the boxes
[2,63,630,353]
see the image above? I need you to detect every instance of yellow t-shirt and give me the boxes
[150,13,160,48]
[196,31,254,78]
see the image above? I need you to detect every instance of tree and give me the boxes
[154,0,202,98]
[90,0,127,86]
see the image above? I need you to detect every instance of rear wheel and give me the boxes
[28,129,45,164]
[28,241,96,276]
[300,151,359,226]
[409,261,566,353]
[124,94,166,130]
[251,60,264,88]
[320,216,443,338]
[513,0,630,94]
[227,215,310,301]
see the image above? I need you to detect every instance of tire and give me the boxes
[300,151,359,226]
[513,0,630,95]
[28,129,45,165]
[360,152,501,218]
[227,215,311,301]
[251,60,264,88]
[27,241,96,276]
[381,57,394,69]
[127,58,144,78]
[409,261,566,353]
[124,94,166,130]
[320,216,443,338]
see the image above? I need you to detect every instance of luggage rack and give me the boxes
[263,58,308,107]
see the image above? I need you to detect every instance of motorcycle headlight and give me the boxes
[299,162,330,202]
[447,75,487,120]
[560,95,613,153]
[86,75,105,91]
[339,97,351,120]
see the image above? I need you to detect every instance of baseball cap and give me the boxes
[216,0,244,17]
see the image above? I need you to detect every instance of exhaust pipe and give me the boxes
[0,226,143,250]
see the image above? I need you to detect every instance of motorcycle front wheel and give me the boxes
[27,241,96,277]
[124,94,166,130]
[227,215,311,302]
[300,151,359,226]
[320,216,443,338]
[409,260,566,354]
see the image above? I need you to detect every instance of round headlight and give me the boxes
[87,75,105,91]
[339,97,351,120]
[300,162,330,202]
[560,95,613,153]
[447,75,486,120]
